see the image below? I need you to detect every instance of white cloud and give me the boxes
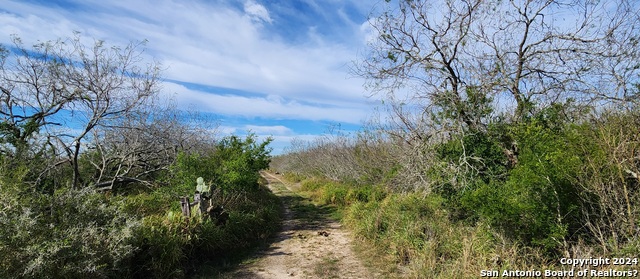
[267,134,316,155]
[244,0,273,24]
[1,0,377,132]
[217,125,238,135]
[214,124,318,155]
[218,124,292,136]
[243,125,292,135]
[360,19,378,44]
[161,81,368,124]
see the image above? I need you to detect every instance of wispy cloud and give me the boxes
[0,0,378,153]
[161,81,369,123]
[218,124,292,135]
[244,125,292,135]
[244,0,272,24]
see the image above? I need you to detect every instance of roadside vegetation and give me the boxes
[272,0,640,277]
[0,35,277,278]
[274,110,640,277]
[2,0,640,278]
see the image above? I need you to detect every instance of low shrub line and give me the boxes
[129,184,280,278]
[0,134,279,278]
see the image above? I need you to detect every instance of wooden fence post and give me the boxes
[180,196,191,217]
[179,177,217,219]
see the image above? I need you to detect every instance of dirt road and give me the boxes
[223,172,372,279]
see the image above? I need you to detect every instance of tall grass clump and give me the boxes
[299,178,387,207]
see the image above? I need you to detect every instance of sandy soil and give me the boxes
[223,172,372,279]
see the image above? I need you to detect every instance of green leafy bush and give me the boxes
[454,108,585,253]
[125,133,279,277]
[170,134,272,192]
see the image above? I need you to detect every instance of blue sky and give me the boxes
[0,0,382,154]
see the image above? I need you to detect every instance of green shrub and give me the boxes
[454,109,585,253]
[319,182,349,206]
[300,178,387,207]
[566,111,640,252]
[346,188,368,203]
[119,192,175,216]
[131,214,189,279]
[170,134,272,192]
[282,172,306,182]
[127,181,281,277]
[434,129,508,189]
[0,187,140,279]
[300,177,327,191]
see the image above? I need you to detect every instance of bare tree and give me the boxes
[0,37,70,154]
[357,0,640,132]
[0,34,161,189]
[88,101,218,191]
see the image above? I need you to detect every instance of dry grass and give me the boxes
[312,253,341,278]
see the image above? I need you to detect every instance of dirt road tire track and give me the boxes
[224,172,372,279]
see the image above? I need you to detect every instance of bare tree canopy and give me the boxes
[0,34,162,188]
[88,103,219,191]
[357,0,640,132]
